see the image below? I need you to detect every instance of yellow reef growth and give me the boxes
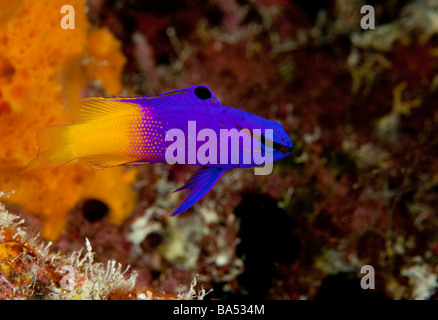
[0,0,137,240]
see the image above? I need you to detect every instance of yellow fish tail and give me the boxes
[24,99,144,172]
[24,125,75,172]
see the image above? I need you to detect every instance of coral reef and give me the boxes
[0,197,211,299]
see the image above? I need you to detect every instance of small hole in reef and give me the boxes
[81,199,109,222]
[0,58,15,83]
[141,232,163,251]
[194,86,211,100]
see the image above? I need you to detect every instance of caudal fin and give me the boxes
[23,125,74,173]
[24,98,144,173]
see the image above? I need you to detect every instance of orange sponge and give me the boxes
[0,0,137,241]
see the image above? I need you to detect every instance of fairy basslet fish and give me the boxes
[25,85,293,215]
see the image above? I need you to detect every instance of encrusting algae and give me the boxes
[0,0,137,241]
[0,198,209,299]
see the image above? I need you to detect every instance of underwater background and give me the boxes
[1,0,438,300]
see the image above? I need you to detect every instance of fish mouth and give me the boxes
[278,144,293,154]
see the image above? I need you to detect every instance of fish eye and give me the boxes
[194,86,211,100]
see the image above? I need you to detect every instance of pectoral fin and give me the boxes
[172,167,226,216]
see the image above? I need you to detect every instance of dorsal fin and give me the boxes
[67,98,141,124]
[119,85,223,108]
[67,85,221,124]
